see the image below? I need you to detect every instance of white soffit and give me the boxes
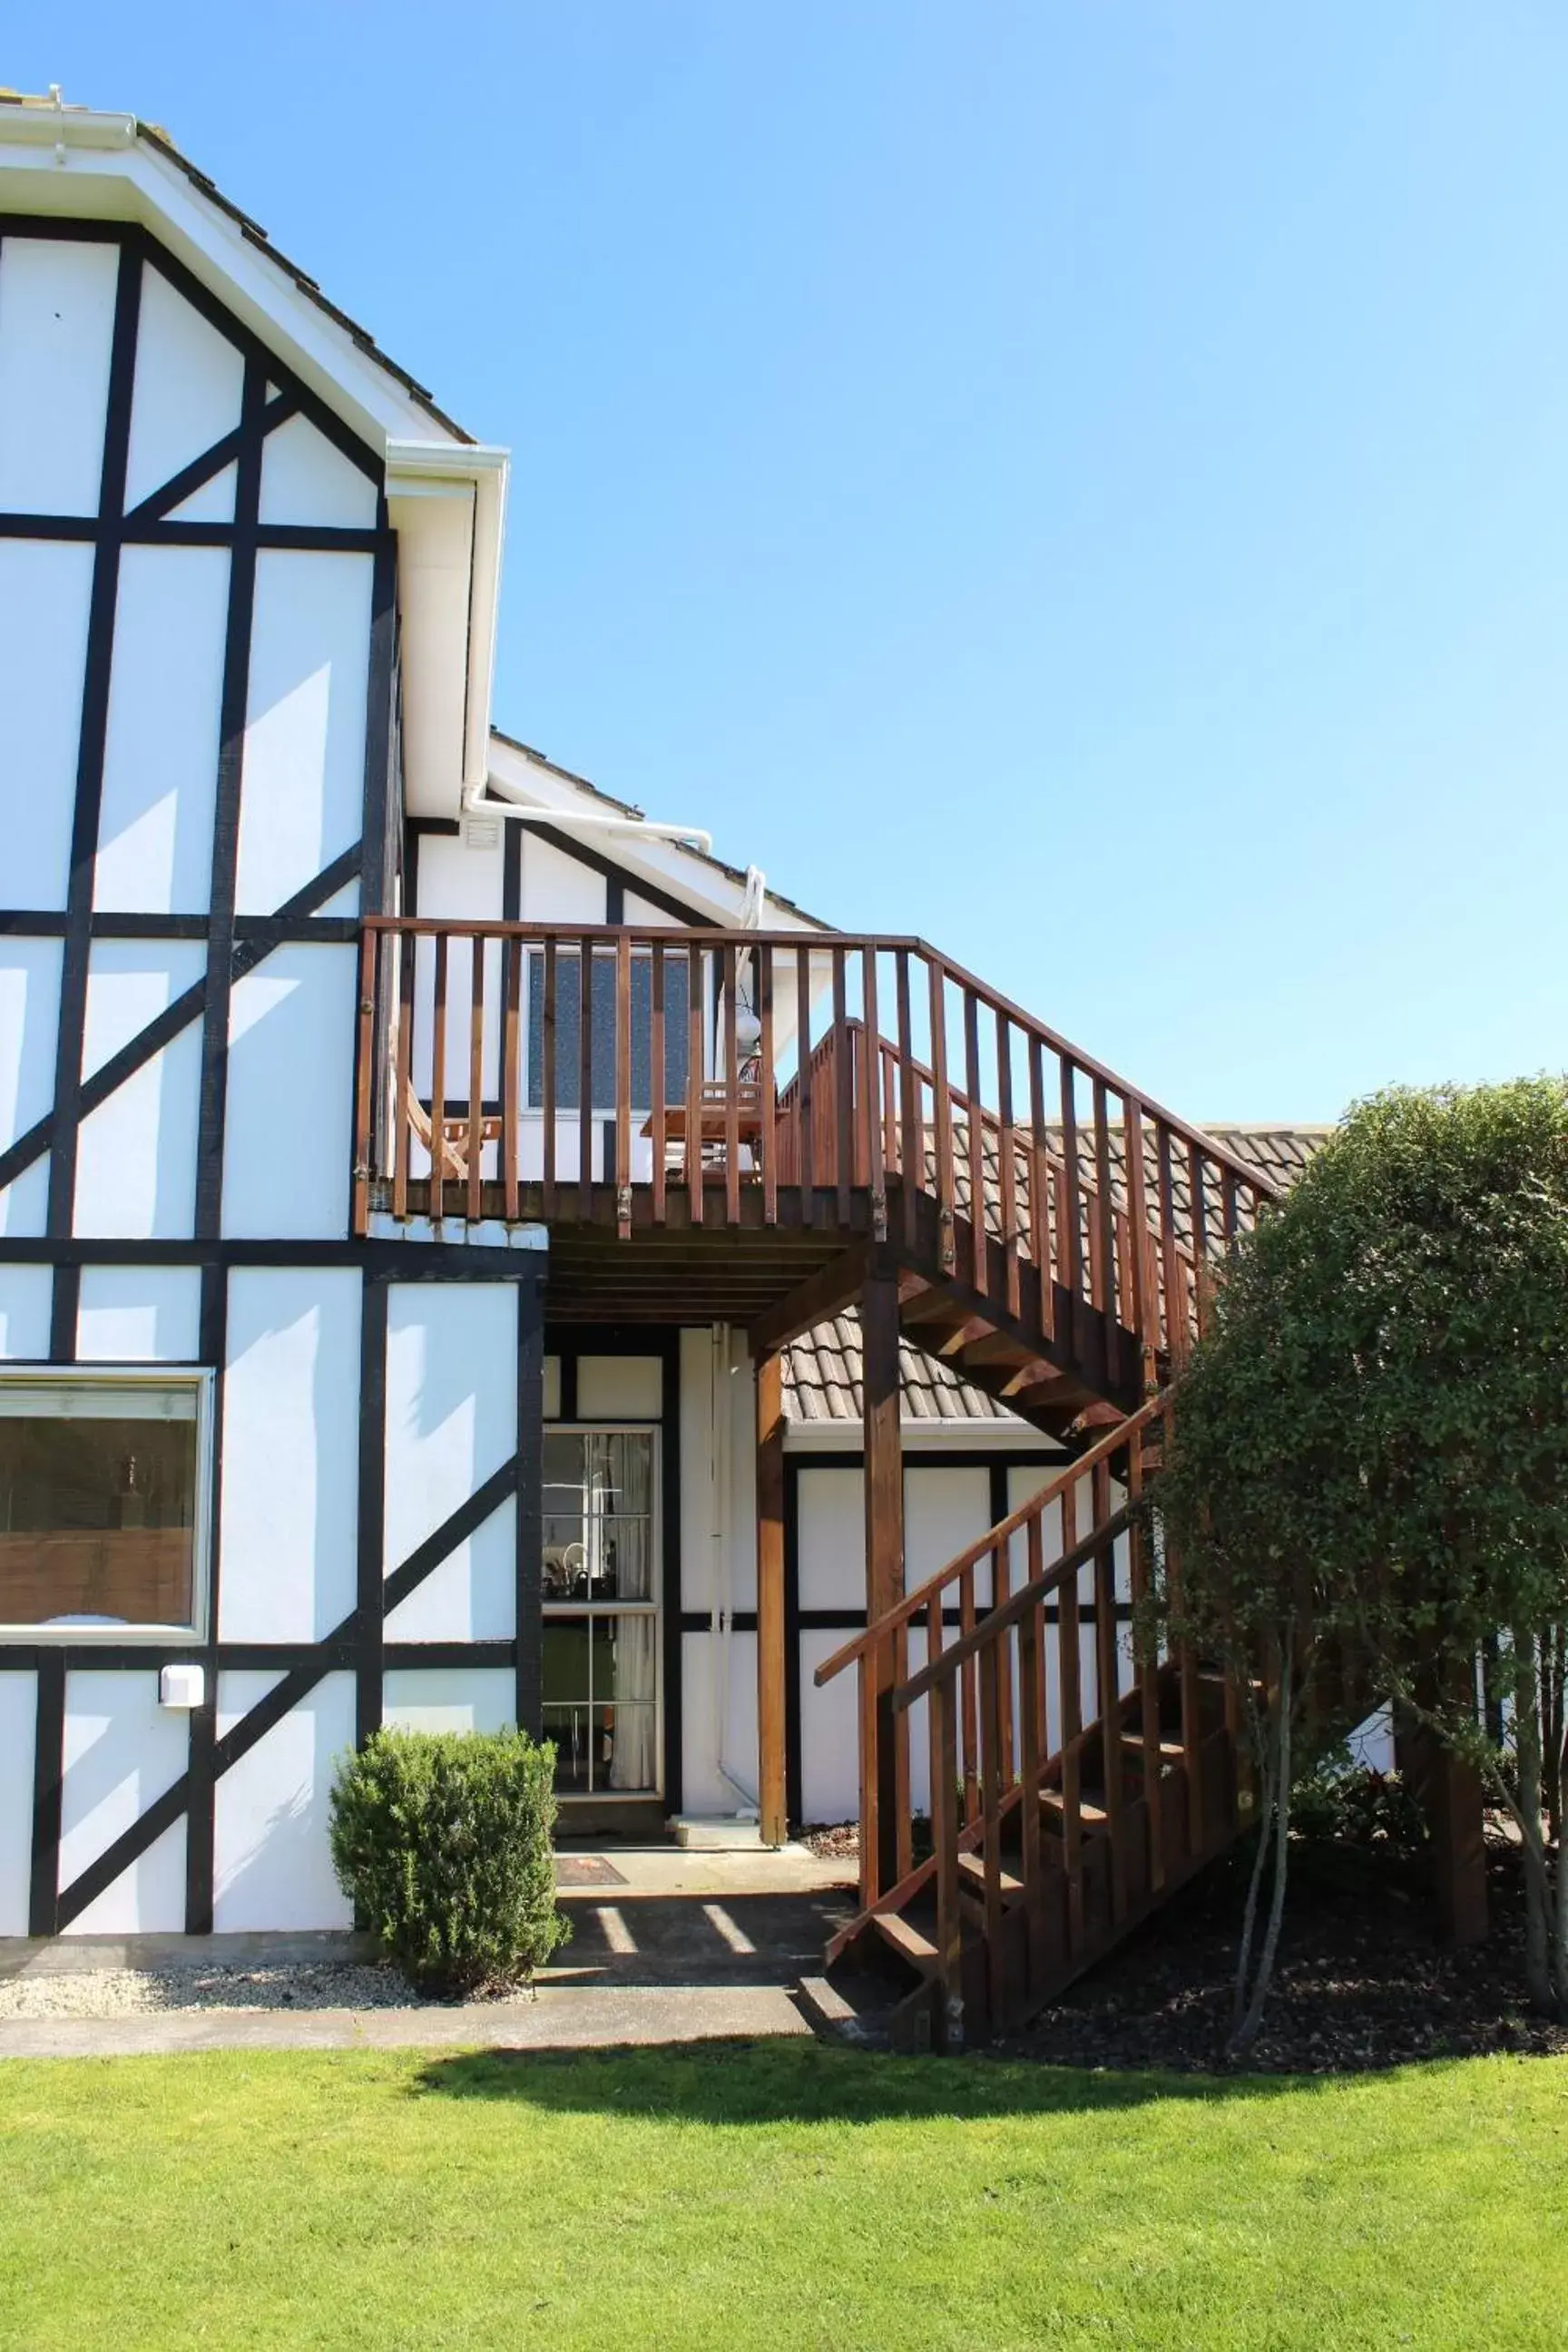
[388,446,508,811]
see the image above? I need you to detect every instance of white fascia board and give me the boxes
[485,733,826,933]
[388,445,509,802]
[0,111,457,451]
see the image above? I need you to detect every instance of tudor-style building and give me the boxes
[2,93,1372,2039]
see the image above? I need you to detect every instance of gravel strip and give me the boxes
[0,1962,457,2019]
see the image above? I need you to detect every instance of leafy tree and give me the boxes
[1152,1081,1568,2046]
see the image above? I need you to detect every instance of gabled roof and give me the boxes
[0,89,471,444]
[486,730,832,932]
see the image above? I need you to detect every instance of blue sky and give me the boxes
[9,5,1568,1121]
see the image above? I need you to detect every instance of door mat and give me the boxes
[554,1857,629,1888]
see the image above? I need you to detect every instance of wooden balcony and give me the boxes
[352,917,1277,1368]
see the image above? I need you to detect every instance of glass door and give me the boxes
[541,1426,660,1797]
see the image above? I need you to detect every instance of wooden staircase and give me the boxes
[815,1396,1254,2051]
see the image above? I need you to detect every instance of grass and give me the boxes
[1,2043,1566,2349]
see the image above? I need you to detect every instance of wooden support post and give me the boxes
[756,1349,789,1849]
[861,1260,905,1905]
[1396,1713,1490,1947]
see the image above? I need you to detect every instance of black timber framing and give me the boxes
[44,231,142,1359]
[39,1246,548,1934]
[0,207,404,1935]
[193,353,266,1250]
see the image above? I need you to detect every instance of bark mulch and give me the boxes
[997,1835,1568,2075]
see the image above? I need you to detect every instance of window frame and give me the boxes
[541,1418,662,1800]
[0,1364,216,1645]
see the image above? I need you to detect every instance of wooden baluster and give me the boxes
[1189,1141,1210,1338]
[1059,1472,1084,1953]
[1222,1166,1240,1250]
[351,925,377,1238]
[541,937,557,1220]
[1091,1075,1117,1334]
[429,932,448,1224]
[1123,1097,1157,1376]
[1127,1433,1164,1895]
[723,941,740,1226]
[996,1011,1019,1319]
[501,934,521,1222]
[796,948,815,1228]
[393,927,415,1221]
[896,950,919,1251]
[963,987,985,1296]
[881,1043,897,1186]
[928,959,956,1273]
[931,1671,964,2053]
[1028,1035,1054,1338]
[576,936,595,1220]
[759,942,777,1226]
[958,1561,978,1826]
[1017,1576,1045,2004]
[650,937,666,1225]
[1026,1512,1047,1754]
[1156,1123,1182,1366]
[979,1635,1007,2027]
[615,930,633,1239]
[686,944,704,1222]
[1058,1058,1083,1352]
[992,1534,1013,1786]
[1093,1457,1128,1924]
[831,946,851,1226]
[466,930,485,1222]
[862,948,885,1238]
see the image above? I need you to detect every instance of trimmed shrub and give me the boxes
[329,1727,568,1996]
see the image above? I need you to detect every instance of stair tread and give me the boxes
[956,1852,1023,1897]
[870,1910,940,1972]
[1039,1790,1109,1826]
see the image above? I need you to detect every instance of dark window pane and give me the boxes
[527,951,691,1111]
[0,1410,197,1627]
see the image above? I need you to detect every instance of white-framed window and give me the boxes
[0,1367,214,1642]
[541,1424,660,1797]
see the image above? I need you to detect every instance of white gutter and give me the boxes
[464,778,713,856]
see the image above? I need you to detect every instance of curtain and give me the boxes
[609,1615,659,1790]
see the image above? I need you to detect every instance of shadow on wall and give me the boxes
[405,2037,1384,2126]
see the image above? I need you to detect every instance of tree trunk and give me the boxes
[1514,1628,1554,2016]
[1230,1681,1278,2043]
[1230,1648,1294,2059]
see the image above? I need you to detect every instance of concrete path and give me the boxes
[0,1847,858,2060]
[0,1983,811,2060]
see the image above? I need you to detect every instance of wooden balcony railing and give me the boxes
[813,1398,1169,1915]
[352,919,1277,1365]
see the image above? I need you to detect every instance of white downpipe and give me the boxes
[709,1323,759,1818]
[461,779,713,856]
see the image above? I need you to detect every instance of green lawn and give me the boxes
[1,2043,1565,2350]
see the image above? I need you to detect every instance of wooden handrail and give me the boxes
[812,1395,1165,1689]
[893,1502,1138,1712]
[355,916,1280,1202]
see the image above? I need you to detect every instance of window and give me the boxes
[526,951,691,1112]
[541,1426,659,1795]
[0,1371,211,1637]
